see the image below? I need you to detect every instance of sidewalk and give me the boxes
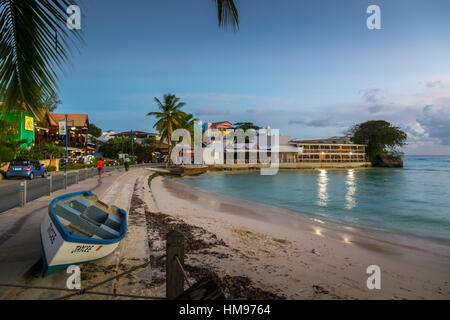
[0,166,153,299]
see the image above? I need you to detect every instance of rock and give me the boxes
[373,153,403,168]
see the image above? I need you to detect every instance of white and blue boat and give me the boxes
[40,191,127,277]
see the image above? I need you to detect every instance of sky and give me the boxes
[57,0,450,155]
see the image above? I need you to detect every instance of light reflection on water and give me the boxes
[182,156,450,244]
[345,169,356,210]
[317,169,328,207]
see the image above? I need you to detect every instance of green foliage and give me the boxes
[18,149,43,160]
[88,123,102,138]
[0,0,83,115]
[348,120,407,161]
[41,142,65,159]
[41,93,61,112]
[0,119,26,162]
[233,122,261,131]
[98,136,129,159]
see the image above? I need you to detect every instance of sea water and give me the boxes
[182,156,450,246]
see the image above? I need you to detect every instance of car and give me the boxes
[6,160,47,180]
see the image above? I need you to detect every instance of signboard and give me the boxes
[59,121,66,135]
[24,116,34,131]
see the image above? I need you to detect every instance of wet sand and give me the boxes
[148,175,450,299]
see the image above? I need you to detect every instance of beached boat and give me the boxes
[40,191,127,277]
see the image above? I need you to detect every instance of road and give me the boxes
[0,167,118,213]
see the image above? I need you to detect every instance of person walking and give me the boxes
[97,157,104,179]
[124,156,130,171]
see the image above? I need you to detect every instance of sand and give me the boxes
[144,174,450,300]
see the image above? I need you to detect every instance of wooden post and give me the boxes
[166,230,185,300]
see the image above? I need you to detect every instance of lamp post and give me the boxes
[65,114,75,173]
[130,129,136,165]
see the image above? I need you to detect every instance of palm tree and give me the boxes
[179,112,199,134]
[147,94,187,163]
[0,0,83,116]
[214,0,239,29]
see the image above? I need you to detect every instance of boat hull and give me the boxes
[40,191,126,277]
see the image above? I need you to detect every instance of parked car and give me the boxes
[6,160,47,180]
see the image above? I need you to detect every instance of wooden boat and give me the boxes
[150,165,208,177]
[40,191,127,277]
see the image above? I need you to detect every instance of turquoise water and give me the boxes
[182,156,450,245]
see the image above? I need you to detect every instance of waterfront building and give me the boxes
[289,136,366,163]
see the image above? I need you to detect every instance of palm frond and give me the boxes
[213,0,239,30]
[0,0,83,116]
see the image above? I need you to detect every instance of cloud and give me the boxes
[368,105,383,114]
[424,80,444,89]
[288,119,334,127]
[194,106,230,116]
[416,105,450,145]
[359,88,383,104]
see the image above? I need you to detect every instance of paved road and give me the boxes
[0,167,119,214]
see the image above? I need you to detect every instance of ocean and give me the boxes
[181,156,450,246]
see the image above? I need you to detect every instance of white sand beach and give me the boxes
[146,175,450,300]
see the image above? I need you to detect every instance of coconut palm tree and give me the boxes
[0,0,83,116]
[147,94,187,163]
[179,112,199,134]
[214,0,239,29]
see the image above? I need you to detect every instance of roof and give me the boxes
[113,131,157,137]
[204,121,233,130]
[290,136,354,145]
[48,113,89,128]
[155,142,169,149]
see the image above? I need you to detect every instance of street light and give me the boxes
[129,129,136,165]
[65,114,75,173]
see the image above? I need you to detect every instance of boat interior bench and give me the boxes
[54,196,121,239]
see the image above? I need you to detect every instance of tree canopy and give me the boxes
[348,120,407,161]
[88,123,102,138]
[233,122,261,131]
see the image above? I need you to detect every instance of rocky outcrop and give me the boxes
[373,153,403,168]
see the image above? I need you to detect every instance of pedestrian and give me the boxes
[97,157,104,179]
[124,156,130,171]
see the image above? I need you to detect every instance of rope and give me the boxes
[56,260,154,300]
[175,255,191,287]
[0,283,165,300]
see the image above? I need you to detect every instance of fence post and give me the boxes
[64,173,67,189]
[166,230,185,300]
[47,175,52,196]
[19,180,27,207]
[75,171,79,184]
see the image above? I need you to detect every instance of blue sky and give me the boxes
[58,0,450,154]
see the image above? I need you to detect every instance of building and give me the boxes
[112,130,158,144]
[289,136,366,163]
[0,109,35,149]
[202,121,233,138]
[97,130,117,143]
[34,113,92,160]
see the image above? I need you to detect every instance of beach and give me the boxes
[145,173,450,300]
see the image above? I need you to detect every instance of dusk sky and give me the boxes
[58,0,450,155]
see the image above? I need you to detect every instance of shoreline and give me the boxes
[181,169,450,252]
[148,174,450,299]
